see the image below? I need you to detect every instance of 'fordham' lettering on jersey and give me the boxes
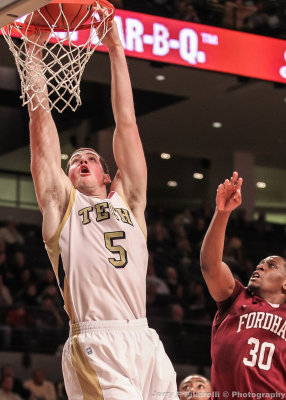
[211,280,286,396]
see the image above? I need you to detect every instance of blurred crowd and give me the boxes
[113,0,286,39]
[146,204,286,322]
[0,364,66,400]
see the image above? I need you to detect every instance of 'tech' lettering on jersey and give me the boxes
[45,188,148,323]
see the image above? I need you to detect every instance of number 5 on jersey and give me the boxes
[104,231,128,268]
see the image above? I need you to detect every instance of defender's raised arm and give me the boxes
[200,171,243,301]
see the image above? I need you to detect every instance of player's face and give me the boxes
[68,151,109,191]
[179,375,211,400]
[248,256,286,296]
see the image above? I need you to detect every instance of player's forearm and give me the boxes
[108,45,136,127]
[26,42,50,112]
[26,43,62,169]
[29,111,62,170]
[200,209,231,271]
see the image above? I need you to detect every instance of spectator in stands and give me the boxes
[54,380,67,400]
[36,295,64,329]
[24,369,56,400]
[0,376,23,400]
[14,270,35,300]
[179,374,211,399]
[174,0,188,20]
[0,218,24,247]
[0,240,9,284]
[176,238,193,271]
[148,219,173,268]
[146,254,170,308]
[166,266,180,296]
[38,270,62,307]
[222,0,257,30]
[188,281,209,320]
[194,199,213,226]
[0,274,13,307]
[184,2,200,23]
[170,303,184,326]
[0,273,13,349]
[7,303,35,330]
[173,207,193,232]
[0,365,31,400]
[189,217,206,250]
[16,284,39,308]
[243,1,269,32]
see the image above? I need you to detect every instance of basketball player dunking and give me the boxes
[27,18,178,400]
[200,171,286,397]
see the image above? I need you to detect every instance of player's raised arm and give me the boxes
[27,30,71,239]
[200,171,243,302]
[102,22,147,230]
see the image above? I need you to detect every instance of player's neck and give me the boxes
[258,290,286,305]
[77,184,108,199]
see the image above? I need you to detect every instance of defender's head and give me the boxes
[247,255,286,303]
[179,374,211,400]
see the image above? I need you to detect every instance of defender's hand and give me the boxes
[216,171,243,213]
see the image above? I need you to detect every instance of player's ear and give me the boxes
[282,280,286,293]
[104,174,111,184]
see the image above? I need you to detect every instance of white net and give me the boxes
[1,1,114,113]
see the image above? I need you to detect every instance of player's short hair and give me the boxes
[179,374,211,388]
[65,148,110,176]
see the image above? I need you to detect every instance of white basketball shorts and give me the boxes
[62,318,179,400]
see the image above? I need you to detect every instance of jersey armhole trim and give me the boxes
[45,186,76,247]
[116,192,147,241]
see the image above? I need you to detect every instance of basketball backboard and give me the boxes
[0,0,54,28]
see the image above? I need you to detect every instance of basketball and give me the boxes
[39,3,94,30]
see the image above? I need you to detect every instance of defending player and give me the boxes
[27,18,178,400]
[179,374,211,400]
[200,171,286,396]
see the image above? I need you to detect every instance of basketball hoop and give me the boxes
[1,0,115,113]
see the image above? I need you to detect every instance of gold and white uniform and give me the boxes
[46,188,178,400]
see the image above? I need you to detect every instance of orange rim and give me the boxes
[6,0,115,33]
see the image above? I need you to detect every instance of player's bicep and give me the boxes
[202,261,235,302]
[31,166,71,212]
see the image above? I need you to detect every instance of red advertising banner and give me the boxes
[5,9,286,83]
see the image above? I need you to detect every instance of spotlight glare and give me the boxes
[61,154,69,160]
[161,153,171,160]
[193,172,204,180]
[156,75,166,81]
[212,122,222,128]
[167,181,178,187]
[256,182,266,189]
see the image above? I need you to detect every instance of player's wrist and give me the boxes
[107,42,124,53]
[215,207,232,216]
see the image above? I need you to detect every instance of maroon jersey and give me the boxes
[211,280,286,397]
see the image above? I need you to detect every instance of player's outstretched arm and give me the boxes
[102,21,147,234]
[26,30,71,240]
[200,171,243,302]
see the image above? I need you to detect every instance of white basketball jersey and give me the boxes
[45,188,148,323]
